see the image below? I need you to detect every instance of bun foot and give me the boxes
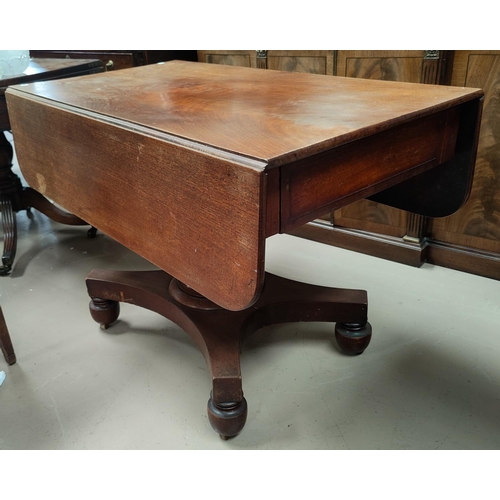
[207,396,248,440]
[335,322,372,355]
[89,298,120,329]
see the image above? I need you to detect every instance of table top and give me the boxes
[6,61,484,310]
[12,60,482,168]
[1,58,105,130]
[0,58,104,90]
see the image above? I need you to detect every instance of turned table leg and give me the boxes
[0,195,16,276]
[0,132,21,275]
[86,269,372,439]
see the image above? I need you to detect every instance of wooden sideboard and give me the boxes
[30,50,197,71]
[199,50,500,282]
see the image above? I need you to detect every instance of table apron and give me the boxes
[280,107,460,231]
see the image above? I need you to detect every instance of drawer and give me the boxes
[281,108,460,232]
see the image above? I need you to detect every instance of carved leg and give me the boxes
[244,273,371,355]
[0,306,16,365]
[191,306,248,439]
[86,270,249,439]
[85,269,372,438]
[21,187,89,226]
[0,132,20,276]
[0,196,16,276]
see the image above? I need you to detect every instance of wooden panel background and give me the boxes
[337,50,427,82]
[430,51,500,254]
[197,50,257,68]
[266,51,335,75]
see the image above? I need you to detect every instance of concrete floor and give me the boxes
[1,134,500,450]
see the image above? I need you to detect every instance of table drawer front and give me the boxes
[281,109,459,231]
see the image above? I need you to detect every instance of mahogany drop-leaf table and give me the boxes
[6,61,483,439]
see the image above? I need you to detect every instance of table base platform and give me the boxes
[86,269,372,439]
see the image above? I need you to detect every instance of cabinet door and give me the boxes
[427,51,500,277]
[197,51,257,68]
[336,50,442,82]
[266,51,335,75]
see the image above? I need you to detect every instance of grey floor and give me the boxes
[1,134,500,450]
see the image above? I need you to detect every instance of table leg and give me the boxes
[0,195,16,275]
[0,306,16,365]
[86,269,372,439]
[21,187,93,229]
[0,131,97,274]
[0,132,21,275]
